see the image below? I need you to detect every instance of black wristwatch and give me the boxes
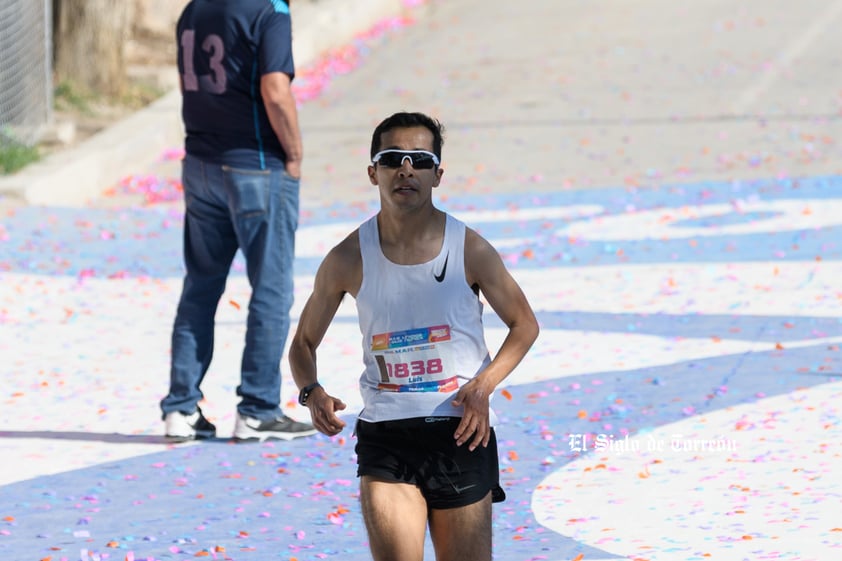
[298,382,322,406]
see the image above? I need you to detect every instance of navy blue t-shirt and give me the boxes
[177,0,295,169]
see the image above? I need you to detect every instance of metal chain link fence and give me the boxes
[0,0,52,147]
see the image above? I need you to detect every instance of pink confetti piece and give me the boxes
[118,175,184,205]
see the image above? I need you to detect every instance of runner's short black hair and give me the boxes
[370,112,445,160]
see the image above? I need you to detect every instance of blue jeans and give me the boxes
[161,154,299,421]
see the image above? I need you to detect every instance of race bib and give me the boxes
[371,325,458,392]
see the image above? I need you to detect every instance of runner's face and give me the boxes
[368,126,443,205]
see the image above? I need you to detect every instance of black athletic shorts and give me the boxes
[354,416,506,509]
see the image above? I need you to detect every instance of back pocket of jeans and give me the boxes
[222,166,270,217]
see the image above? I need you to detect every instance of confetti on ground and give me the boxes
[3,1,842,560]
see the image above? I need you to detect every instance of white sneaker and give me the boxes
[233,413,317,441]
[164,409,216,442]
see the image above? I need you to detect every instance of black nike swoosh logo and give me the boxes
[434,252,449,282]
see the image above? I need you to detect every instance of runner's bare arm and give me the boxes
[452,228,540,449]
[289,232,362,436]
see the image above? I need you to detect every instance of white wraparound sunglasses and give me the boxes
[371,149,440,169]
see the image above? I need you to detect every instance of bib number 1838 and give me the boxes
[383,358,444,381]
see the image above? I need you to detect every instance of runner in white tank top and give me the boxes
[356,213,494,423]
[288,112,539,561]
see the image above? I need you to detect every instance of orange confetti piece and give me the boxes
[741,535,753,540]
[508,450,519,461]
[195,552,210,557]
[572,554,585,561]
[577,409,587,419]
[501,389,513,400]
[215,546,226,552]
[3,516,14,522]
[775,342,784,350]
[229,299,241,310]
[106,541,119,548]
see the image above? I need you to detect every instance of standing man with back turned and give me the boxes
[289,111,539,561]
[161,0,316,442]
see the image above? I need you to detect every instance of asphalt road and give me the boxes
[294,0,842,206]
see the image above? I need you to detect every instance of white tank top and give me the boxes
[355,213,493,422]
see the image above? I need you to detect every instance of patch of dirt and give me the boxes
[43,30,179,157]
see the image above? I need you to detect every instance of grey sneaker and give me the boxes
[164,408,216,442]
[233,413,317,441]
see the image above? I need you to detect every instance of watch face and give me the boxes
[299,383,319,406]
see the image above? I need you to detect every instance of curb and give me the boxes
[0,0,414,207]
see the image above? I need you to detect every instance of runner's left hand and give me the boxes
[451,378,493,451]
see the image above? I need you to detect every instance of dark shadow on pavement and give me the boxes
[0,431,227,445]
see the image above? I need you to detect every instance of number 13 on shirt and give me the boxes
[179,30,227,94]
